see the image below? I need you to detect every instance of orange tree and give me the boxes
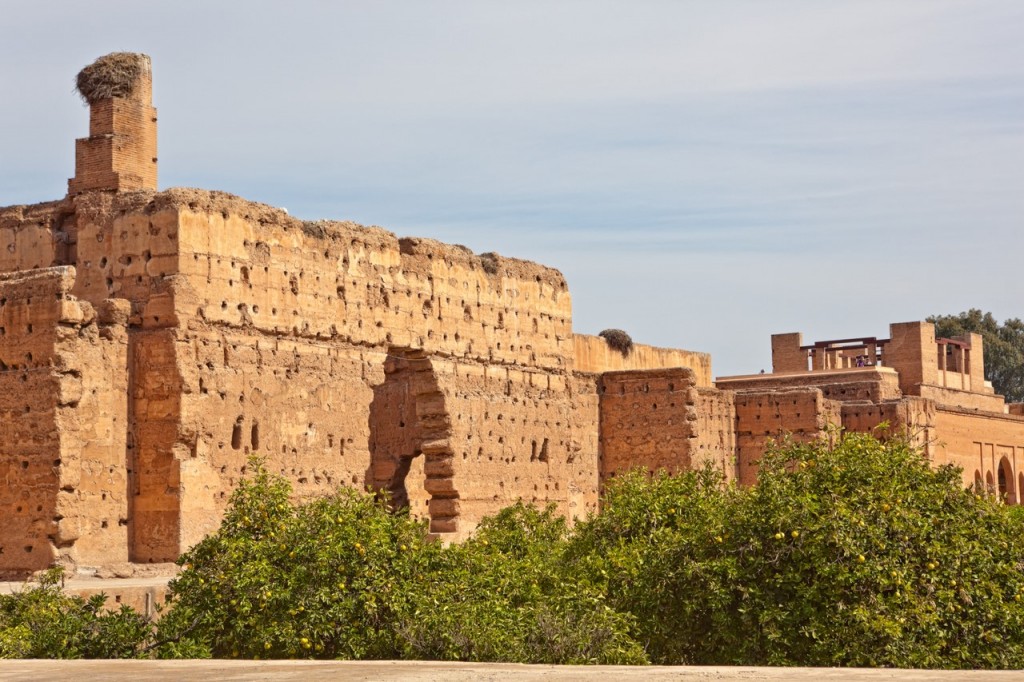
[568,432,1024,668]
[154,463,642,663]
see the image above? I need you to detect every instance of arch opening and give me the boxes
[998,456,1015,504]
[368,348,458,536]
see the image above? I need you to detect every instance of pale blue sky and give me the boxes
[2,1,1021,375]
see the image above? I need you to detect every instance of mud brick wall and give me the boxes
[70,193,180,307]
[771,332,809,373]
[692,387,737,481]
[885,321,940,396]
[598,368,698,480]
[167,330,380,557]
[717,368,902,403]
[733,388,841,486]
[0,268,129,574]
[431,359,600,536]
[917,384,1006,412]
[171,192,572,370]
[129,328,185,562]
[573,334,712,386]
[841,396,936,461]
[116,189,592,553]
[0,200,73,274]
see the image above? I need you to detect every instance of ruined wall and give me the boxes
[573,334,712,386]
[840,397,936,458]
[598,368,697,480]
[103,190,592,551]
[917,384,1006,413]
[692,387,737,481]
[0,268,129,574]
[431,359,599,536]
[0,200,70,274]
[717,367,901,403]
[733,388,841,486]
[171,192,572,369]
[69,193,180,309]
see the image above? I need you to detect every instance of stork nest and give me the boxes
[75,52,149,104]
[479,252,500,275]
[599,329,633,356]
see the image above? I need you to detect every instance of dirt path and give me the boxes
[0,661,1022,681]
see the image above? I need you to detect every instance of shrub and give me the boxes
[155,466,432,659]
[399,503,645,664]
[0,568,150,659]
[156,464,643,664]
[570,433,1024,668]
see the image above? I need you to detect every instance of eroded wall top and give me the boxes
[168,189,575,371]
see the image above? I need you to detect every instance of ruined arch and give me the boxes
[368,348,459,535]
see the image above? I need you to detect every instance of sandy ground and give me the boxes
[1,661,1023,681]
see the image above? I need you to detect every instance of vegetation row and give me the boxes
[4,431,1024,668]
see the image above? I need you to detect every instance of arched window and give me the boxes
[986,471,995,494]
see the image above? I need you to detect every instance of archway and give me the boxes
[974,470,983,492]
[986,471,995,495]
[368,348,459,535]
[998,457,1015,504]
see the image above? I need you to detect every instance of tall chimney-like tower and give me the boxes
[68,52,157,195]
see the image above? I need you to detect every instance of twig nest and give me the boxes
[599,329,633,356]
[75,52,149,104]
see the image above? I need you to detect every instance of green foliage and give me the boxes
[399,503,645,664]
[155,466,432,659]
[928,310,1024,402]
[571,433,1024,668]
[565,466,735,664]
[0,568,150,659]
[156,463,642,664]
[11,436,1024,668]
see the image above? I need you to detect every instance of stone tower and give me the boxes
[68,52,157,195]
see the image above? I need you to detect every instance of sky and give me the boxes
[1,1,1021,376]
